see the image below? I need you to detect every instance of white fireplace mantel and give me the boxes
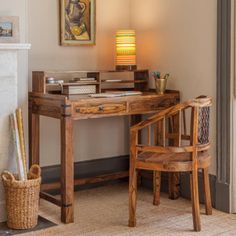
[0,43,31,223]
[0,43,31,50]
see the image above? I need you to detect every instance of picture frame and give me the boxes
[0,16,19,43]
[59,0,96,46]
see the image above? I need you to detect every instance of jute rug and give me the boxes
[22,183,236,236]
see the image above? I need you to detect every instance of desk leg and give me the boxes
[61,117,74,223]
[29,111,40,167]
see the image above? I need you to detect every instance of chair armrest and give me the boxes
[130,96,212,132]
[131,102,189,132]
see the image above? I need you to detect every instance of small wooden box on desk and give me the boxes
[29,69,180,224]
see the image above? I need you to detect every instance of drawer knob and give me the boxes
[76,108,81,113]
[99,106,104,112]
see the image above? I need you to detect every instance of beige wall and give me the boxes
[130,0,217,174]
[28,0,131,166]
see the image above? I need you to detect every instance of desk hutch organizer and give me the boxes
[29,70,180,223]
[32,70,149,94]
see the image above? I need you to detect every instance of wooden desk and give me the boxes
[29,91,180,223]
[28,71,180,224]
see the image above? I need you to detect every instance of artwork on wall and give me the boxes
[59,0,96,46]
[0,16,19,43]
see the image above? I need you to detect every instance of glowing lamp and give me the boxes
[116,30,137,71]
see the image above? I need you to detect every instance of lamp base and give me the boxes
[116,65,137,71]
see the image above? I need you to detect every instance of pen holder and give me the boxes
[155,78,167,95]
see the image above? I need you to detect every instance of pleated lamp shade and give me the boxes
[116,30,137,71]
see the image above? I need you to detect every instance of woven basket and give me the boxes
[1,165,41,229]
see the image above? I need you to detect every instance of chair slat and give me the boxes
[178,110,182,147]
[148,125,151,146]
[182,109,187,136]
[163,118,166,147]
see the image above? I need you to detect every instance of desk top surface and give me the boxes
[66,90,180,102]
[29,90,180,104]
[29,90,180,120]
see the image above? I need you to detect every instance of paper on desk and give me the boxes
[89,91,142,98]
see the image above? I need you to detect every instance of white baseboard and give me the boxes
[0,201,6,222]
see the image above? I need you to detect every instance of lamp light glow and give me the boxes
[116,30,137,71]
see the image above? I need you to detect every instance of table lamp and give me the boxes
[116,30,137,71]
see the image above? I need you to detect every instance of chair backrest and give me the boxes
[189,96,212,146]
[198,106,210,145]
[131,95,212,150]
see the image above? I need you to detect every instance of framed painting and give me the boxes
[59,0,96,46]
[0,16,19,43]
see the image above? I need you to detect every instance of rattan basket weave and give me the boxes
[1,165,41,229]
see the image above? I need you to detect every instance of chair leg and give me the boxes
[202,168,212,215]
[153,171,161,205]
[168,173,180,200]
[129,167,137,227]
[190,170,201,232]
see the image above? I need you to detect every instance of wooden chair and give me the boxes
[128,96,212,232]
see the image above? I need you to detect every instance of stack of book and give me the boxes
[71,77,96,82]
[62,84,97,95]
[62,77,97,95]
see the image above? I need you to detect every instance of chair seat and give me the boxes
[136,151,211,172]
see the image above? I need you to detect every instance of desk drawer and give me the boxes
[129,97,176,113]
[74,102,127,116]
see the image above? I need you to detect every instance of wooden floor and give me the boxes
[22,183,236,236]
